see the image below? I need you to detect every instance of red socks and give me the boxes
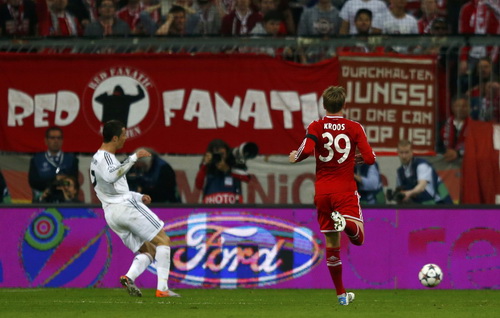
[345,221,364,246]
[326,247,346,296]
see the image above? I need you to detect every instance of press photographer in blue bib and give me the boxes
[195,139,258,204]
[28,126,79,202]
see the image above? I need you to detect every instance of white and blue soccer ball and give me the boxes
[418,263,443,288]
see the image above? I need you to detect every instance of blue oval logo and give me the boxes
[164,212,321,288]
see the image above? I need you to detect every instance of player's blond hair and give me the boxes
[322,86,346,113]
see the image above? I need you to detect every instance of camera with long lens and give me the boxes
[232,142,259,165]
[386,187,406,203]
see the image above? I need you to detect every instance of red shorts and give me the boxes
[314,191,363,232]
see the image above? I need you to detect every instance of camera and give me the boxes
[386,187,406,203]
[232,142,259,165]
[212,152,223,163]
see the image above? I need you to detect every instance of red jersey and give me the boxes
[295,115,376,196]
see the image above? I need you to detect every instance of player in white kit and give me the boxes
[90,120,180,298]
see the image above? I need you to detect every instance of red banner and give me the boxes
[338,53,437,155]
[0,53,437,155]
[0,53,340,154]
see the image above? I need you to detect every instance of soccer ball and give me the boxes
[418,263,443,288]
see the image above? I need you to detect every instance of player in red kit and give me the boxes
[289,86,376,306]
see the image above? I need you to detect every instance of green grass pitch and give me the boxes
[0,289,498,318]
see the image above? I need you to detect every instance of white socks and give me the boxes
[155,245,171,291]
[125,253,153,281]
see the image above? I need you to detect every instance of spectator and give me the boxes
[460,57,499,95]
[339,0,388,34]
[255,0,294,34]
[186,0,223,35]
[67,0,99,27]
[417,0,440,34]
[195,139,251,204]
[38,0,83,36]
[117,0,148,34]
[395,139,452,204]
[84,0,131,37]
[0,0,38,37]
[28,126,79,202]
[381,0,419,34]
[469,80,500,123]
[297,0,342,36]
[457,0,499,76]
[249,10,295,59]
[39,174,81,203]
[338,9,386,53]
[220,0,262,35]
[127,149,182,203]
[155,4,188,35]
[381,0,419,53]
[251,8,283,35]
[354,162,385,204]
[439,97,471,162]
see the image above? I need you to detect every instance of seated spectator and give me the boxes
[460,57,499,95]
[249,10,295,59]
[117,0,148,34]
[338,9,385,53]
[297,0,341,36]
[84,0,131,37]
[439,97,471,162]
[186,0,223,35]
[155,5,188,35]
[38,0,83,36]
[457,0,499,76]
[256,0,293,35]
[417,0,441,34]
[28,126,79,202]
[39,174,81,203]
[126,148,182,203]
[469,80,500,123]
[381,0,418,35]
[339,0,388,34]
[221,0,262,35]
[67,0,99,27]
[0,0,38,37]
[395,139,452,204]
[355,162,385,204]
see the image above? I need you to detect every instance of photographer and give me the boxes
[195,139,257,204]
[126,148,181,203]
[394,140,452,204]
[39,175,81,203]
[354,162,385,204]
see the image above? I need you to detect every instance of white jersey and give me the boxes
[90,150,141,207]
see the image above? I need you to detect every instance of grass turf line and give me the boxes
[0,289,498,318]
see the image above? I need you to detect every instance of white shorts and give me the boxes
[104,197,164,253]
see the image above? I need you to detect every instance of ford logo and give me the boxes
[164,212,322,288]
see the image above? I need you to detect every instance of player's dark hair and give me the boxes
[322,86,346,113]
[45,126,63,139]
[355,8,372,21]
[102,120,125,143]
